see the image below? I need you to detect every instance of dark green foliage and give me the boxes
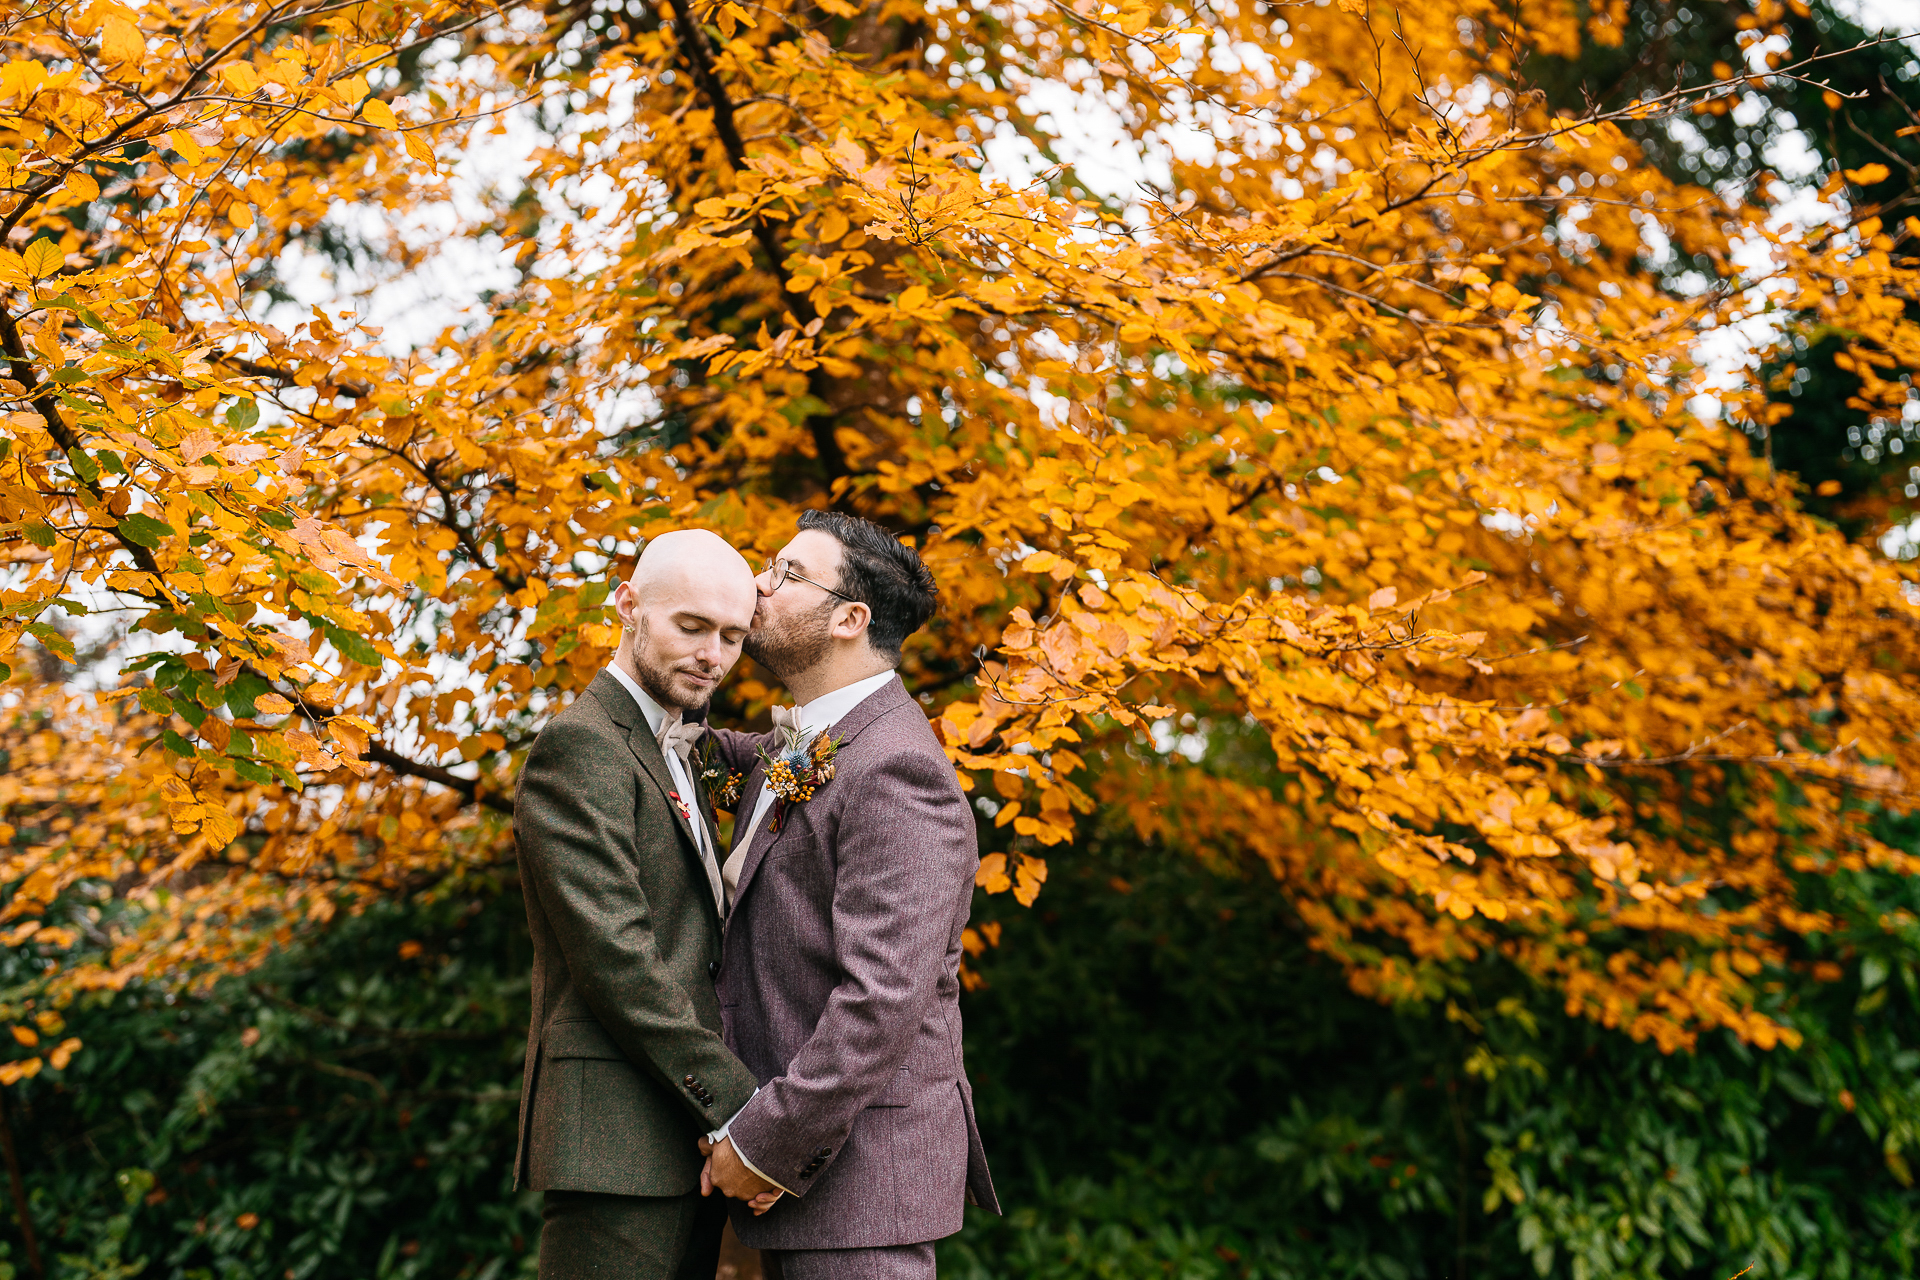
[4,830,1918,1279]
[0,881,538,1280]
[947,828,1920,1279]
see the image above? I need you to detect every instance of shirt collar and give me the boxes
[605,662,674,737]
[793,669,899,734]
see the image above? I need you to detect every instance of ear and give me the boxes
[613,580,638,628]
[829,600,871,642]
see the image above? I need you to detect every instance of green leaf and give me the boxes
[324,624,383,667]
[24,522,54,549]
[169,693,207,728]
[1863,954,1889,990]
[67,447,100,483]
[161,729,198,758]
[230,758,276,785]
[97,449,127,476]
[0,662,10,684]
[136,688,171,716]
[25,622,74,662]
[117,513,177,548]
[225,673,271,719]
[226,398,259,430]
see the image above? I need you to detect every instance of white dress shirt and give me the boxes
[709,667,901,1196]
[604,663,723,911]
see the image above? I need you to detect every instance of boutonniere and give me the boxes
[759,723,842,833]
[696,739,744,810]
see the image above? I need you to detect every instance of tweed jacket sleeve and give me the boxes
[517,714,758,1124]
[706,725,769,776]
[724,743,977,1193]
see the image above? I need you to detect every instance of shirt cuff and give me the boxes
[704,1090,793,1197]
[705,1087,753,1145]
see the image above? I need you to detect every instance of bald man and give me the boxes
[511,530,762,1280]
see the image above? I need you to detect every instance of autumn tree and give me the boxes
[3,0,1920,1088]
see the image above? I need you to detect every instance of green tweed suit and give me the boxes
[513,669,759,1276]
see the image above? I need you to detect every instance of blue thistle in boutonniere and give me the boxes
[760,724,841,832]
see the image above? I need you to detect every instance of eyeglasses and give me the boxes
[763,558,858,603]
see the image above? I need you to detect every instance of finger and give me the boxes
[700,1159,713,1197]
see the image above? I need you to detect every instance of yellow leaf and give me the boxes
[1367,586,1398,610]
[254,693,294,715]
[100,16,144,64]
[362,98,399,130]
[975,852,1011,894]
[402,131,435,166]
[22,239,60,279]
[228,202,255,231]
[220,62,261,94]
[9,1026,36,1048]
[63,170,100,203]
[1844,163,1891,186]
[1012,853,1048,906]
[0,1058,40,1085]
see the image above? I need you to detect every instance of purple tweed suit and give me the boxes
[707,676,999,1252]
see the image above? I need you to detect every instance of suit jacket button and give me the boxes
[709,961,719,979]
[816,1147,832,1157]
[684,1075,696,1085]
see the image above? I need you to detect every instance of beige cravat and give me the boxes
[658,717,704,762]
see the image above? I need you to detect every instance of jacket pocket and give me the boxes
[765,833,817,861]
[865,1067,911,1108]
[542,1017,625,1060]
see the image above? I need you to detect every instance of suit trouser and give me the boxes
[539,1188,729,1280]
[764,1240,938,1280]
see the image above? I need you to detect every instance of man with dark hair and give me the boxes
[696,511,999,1279]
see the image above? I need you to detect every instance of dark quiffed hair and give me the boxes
[798,509,939,663]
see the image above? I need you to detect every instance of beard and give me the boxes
[743,596,835,681]
[631,617,717,714]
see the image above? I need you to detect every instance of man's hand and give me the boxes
[706,1135,783,1214]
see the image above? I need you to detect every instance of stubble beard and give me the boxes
[742,597,835,682]
[629,616,714,715]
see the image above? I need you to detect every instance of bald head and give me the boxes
[629,528,756,602]
[612,529,757,714]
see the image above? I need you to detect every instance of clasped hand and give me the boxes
[698,1135,783,1215]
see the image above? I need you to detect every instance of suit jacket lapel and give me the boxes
[726,678,913,911]
[589,672,722,922]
